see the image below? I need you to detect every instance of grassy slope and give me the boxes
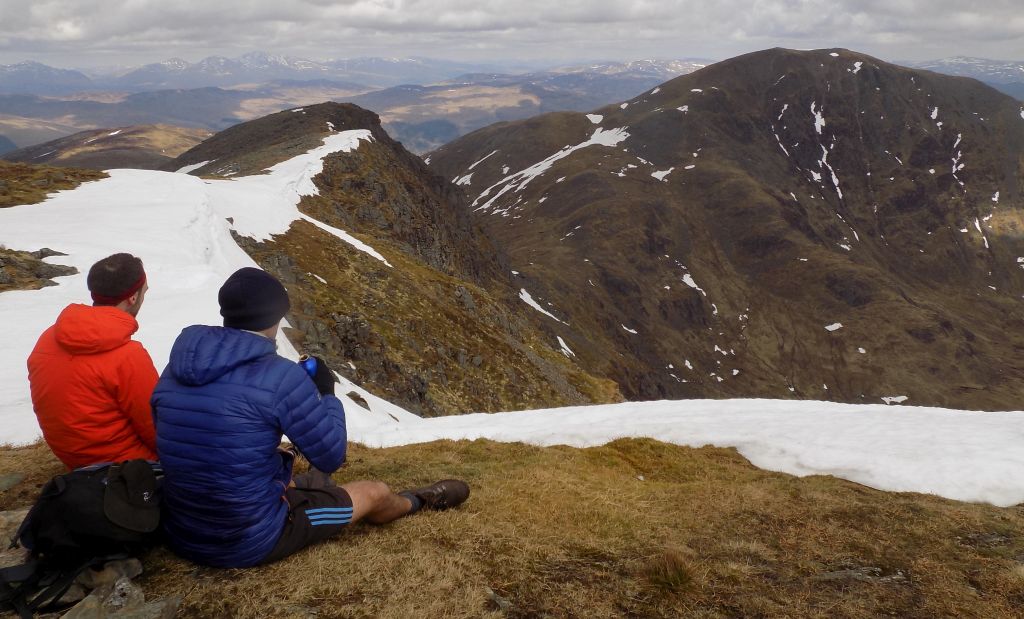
[0,160,106,208]
[3,439,1023,618]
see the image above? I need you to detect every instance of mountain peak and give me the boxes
[430,47,1024,409]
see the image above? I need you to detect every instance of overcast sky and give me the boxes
[0,0,1021,69]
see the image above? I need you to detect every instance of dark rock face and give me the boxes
[430,48,1024,410]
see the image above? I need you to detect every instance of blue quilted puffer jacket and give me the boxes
[152,326,346,568]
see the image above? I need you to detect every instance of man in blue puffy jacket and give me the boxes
[152,267,469,567]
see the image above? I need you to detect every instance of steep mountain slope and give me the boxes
[2,124,211,170]
[430,47,1024,410]
[166,102,618,415]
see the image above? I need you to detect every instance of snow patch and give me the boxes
[473,128,630,214]
[825,322,843,332]
[682,274,706,296]
[852,61,863,74]
[350,399,1024,507]
[811,102,825,134]
[882,396,909,405]
[467,149,498,171]
[651,167,674,181]
[586,114,603,125]
[557,336,575,357]
[175,160,212,174]
[519,288,567,324]
[621,324,638,334]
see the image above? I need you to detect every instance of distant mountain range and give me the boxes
[910,56,1024,84]
[0,57,709,153]
[908,56,1024,99]
[0,53,709,95]
[0,53,509,94]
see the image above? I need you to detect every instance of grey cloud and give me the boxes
[0,0,1020,66]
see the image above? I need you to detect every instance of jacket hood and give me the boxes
[54,304,139,355]
[168,326,277,386]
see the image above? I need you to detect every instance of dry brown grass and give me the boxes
[3,438,1024,617]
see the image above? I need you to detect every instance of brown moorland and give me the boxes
[3,439,1023,618]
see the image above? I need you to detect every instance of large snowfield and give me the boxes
[2,133,1023,507]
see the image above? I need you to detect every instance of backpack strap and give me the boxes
[0,555,124,618]
[1,560,43,619]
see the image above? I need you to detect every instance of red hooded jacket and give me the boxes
[27,304,159,469]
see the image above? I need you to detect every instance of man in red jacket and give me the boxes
[28,253,159,469]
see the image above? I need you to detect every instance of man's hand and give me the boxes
[311,356,336,396]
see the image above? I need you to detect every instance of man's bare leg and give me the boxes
[341,480,413,524]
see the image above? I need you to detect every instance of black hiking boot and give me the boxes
[400,479,470,512]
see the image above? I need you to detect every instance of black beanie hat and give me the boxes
[218,267,291,331]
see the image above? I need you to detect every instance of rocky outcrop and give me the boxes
[0,247,77,292]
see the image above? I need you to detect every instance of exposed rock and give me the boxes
[0,507,29,540]
[0,247,78,291]
[108,597,181,619]
[484,586,513,613]
[346,391,370,409]
[960,532,1012,548]
[56,583,89,607]
[454,286,475,311]
[0,546,28,569]
[811,566,908,585]
[103,577,146,612]
[32,247,68,259]
[0,471,24,492]
[61,591,105,618]
[77,559,144,589]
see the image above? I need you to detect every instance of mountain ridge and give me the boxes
[430,47,1024,410]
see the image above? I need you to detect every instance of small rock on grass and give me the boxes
[484,586,512,613]
[77,559,144,589]
[0,507,29,540]
[0,472,24,492]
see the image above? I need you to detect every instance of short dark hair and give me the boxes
[87,253,146,306]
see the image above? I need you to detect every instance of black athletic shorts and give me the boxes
[261,470,354,564]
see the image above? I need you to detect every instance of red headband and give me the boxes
[91,273,147,305]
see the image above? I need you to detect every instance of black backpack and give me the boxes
[0,460,162,618]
